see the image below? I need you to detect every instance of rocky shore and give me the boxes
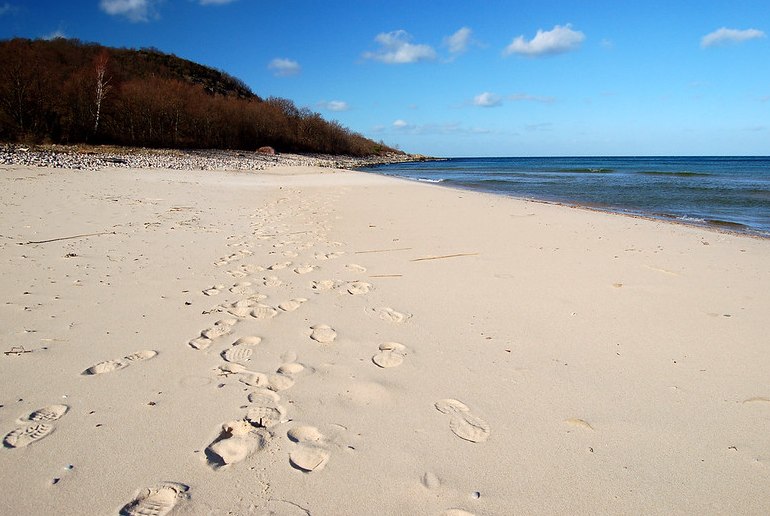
[0,144,423,171]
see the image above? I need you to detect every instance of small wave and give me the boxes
[639,171,711,177]
[414,177,444,183]
[705,219,748,229]
[677,215,706,223]
[545,168,615,174]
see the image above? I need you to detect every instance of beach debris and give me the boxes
[19,231,117,246]
[410,252,479,262]
[4,346,32,356]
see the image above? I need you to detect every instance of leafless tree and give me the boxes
[93,50,111,136]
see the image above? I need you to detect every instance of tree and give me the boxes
[92,50,111,137]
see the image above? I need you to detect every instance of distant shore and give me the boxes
[0,143,428,171]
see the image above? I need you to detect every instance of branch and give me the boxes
[19,231,117,245]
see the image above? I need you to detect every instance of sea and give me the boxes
[358,156,770,237]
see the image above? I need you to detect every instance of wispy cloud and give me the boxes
[42,29,67,40]
[701,27,766,48]
[472,92,555,107]
[363,30,436,64]
[99,0,158,22]
[444,27,473,54]
[509,93,556,103]
[504,24,585,57]
[473,92,503,107]
[380,119,488,136]
[268,58,301,77]
[317,100,350,112]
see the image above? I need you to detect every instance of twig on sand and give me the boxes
[19,231,117,245]
[4,346,32,356]
[355,247,413,254]
[410,252,479,262]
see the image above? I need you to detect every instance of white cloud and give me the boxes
[364,30,436,64]
[318,100,350,112]
[473,92,503,107]
[268,58,301,77]
[701,27,766,48]
[99,0,156,22]
[393,119,410,129]
[43,29,67,40]
[444,27,473,54]
[504,24,585,57]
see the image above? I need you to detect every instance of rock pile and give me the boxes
[0,144,420,171]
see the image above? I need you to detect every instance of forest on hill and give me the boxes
[0,38,397,156]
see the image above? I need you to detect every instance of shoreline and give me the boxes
[356,162,770,240]
[1,164,769,514]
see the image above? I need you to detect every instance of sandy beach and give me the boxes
[1,163,769,515]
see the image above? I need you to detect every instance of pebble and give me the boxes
[0,145,418,171]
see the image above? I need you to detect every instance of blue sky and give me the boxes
[1,1,768,156]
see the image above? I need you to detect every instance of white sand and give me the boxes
[1,164,769,515]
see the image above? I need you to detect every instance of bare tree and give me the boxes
[93,50,111,136]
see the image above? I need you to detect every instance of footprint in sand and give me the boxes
[345,264,367,273]
[311,279,339,291]
[26,404,69,422]
[229,282,255,295]
[3,404,70,448]
[293,264,317,275]
[251,304,278,320]
[206,420,268,468]
[442,510,476,516]
[310,324,337,344]
[119,482,190,516]
[262,276,283,288]
[239,371,296,392]
[83,350,157,375]
[368,307,412,323]
[372,342,407,368]
[268,261,292,271]
[203,285,225,296]
[201,318,237,339]
[233,336,262,347]
[346,281,372,295]
[223,295,269,318]
[278,298,308,312]
[435,399,491,443]
[3,423,55,448]
[287,425,331,473]
[189,319,237,350]
[222,347,253,364]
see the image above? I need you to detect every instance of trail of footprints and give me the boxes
[13,193,489,513]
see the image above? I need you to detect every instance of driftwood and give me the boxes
[4,346,32,356]
[19,231,117,245]
[410,253,479,262]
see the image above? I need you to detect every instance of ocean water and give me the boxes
[359,157,770,237]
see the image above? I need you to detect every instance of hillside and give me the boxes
[0,38,398,156]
